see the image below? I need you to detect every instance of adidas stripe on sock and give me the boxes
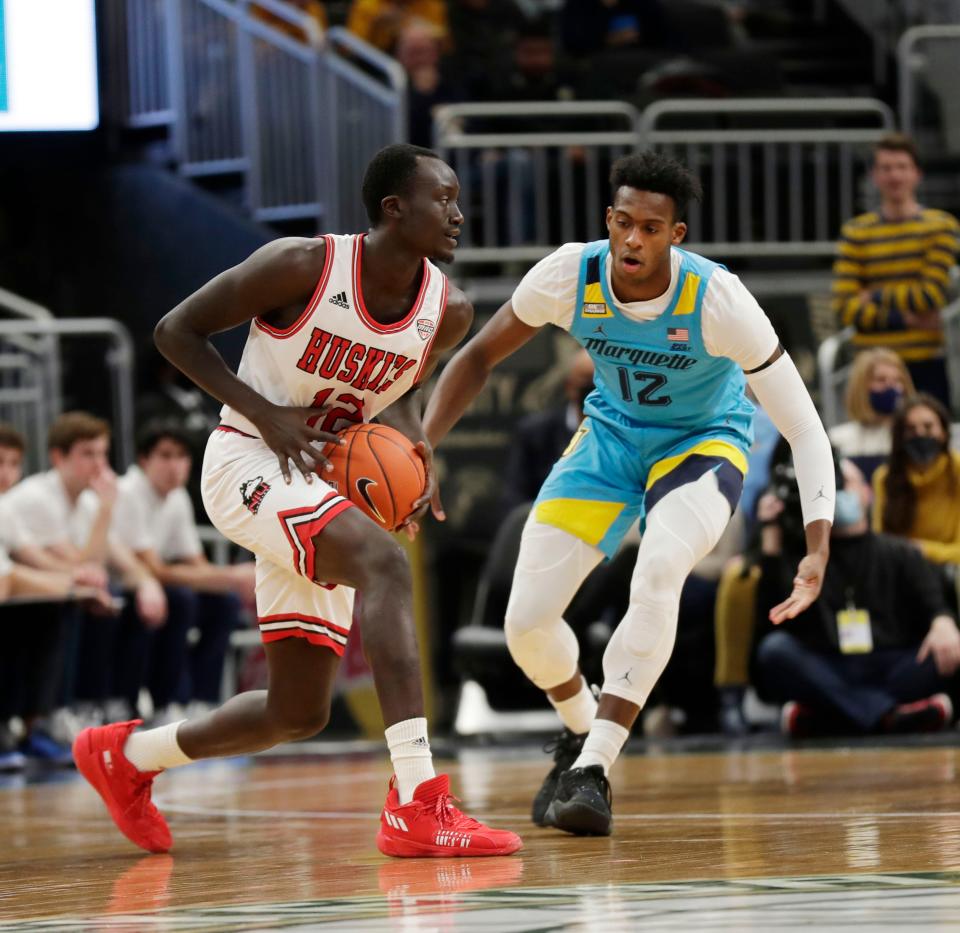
[385,717,435,804]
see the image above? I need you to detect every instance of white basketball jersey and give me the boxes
[220,233,448,436]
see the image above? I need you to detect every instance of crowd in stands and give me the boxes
[0,415,253,772]
[250,0,808,146]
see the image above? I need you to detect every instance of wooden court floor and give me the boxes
[2,741,960,930]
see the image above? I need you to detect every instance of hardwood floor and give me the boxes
[2,743,960,929]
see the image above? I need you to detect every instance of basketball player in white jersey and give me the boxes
[73,144,522,859]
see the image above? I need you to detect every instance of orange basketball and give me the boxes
[323,424,426,532]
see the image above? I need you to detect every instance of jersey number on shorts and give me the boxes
[309,389,365,433]
[616,366,672,407]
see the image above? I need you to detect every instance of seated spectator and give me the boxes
[4,412,166,729]
[829,348,915,482]
[0,423,112,768]
[113,422,255,722]
[347,0,448,53]
[393,20,463,148]
[250,0,327,46]
[755,457,959,736]
[136,345,219,516]
[873,394,960,602]
[482,16,576,105]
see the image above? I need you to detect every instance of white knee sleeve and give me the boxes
[603,471,732,707]
[504,517,603,690]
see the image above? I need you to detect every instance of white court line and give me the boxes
[152,799,960,823]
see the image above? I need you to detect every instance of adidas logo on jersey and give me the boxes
[328,290,350,309]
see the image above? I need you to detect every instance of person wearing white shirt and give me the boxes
[113,423,255,719]
[0,423,113,767]
[4,413,166,726]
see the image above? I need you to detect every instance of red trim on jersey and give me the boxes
[352,234,430,335]
[254,235,335,339]
[277,494,354,579]
[214,424,258,439]
[413,274,449,384]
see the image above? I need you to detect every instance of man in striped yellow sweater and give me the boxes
[832,134,959,407]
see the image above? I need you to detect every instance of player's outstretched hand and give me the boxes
[254,403,344,484]
[768,551,827,625]
[400,441,444,541]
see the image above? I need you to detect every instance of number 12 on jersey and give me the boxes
[309,388,365,433]
[616,367,671,407]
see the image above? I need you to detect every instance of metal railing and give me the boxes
[0,316,136,471]
[640,98,895,258]
[433,101,641,264]
[898,24,960,154]
[0,289,60,473]
[434,97,894,264]
[107,1,406,232]
[817,298,960,427]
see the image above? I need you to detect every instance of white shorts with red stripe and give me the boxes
[201,427,356,655]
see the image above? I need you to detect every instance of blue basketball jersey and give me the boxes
[570,241,754,450]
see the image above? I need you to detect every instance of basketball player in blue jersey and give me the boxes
[424,151,836,836]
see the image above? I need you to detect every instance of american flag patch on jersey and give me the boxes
[667,327,689,342]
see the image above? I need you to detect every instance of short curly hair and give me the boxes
[609,151,703,222]
[361,143,443,225]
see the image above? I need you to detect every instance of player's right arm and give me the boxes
[154,237,343,483]
[423,242,583,445]
[422,301,540,446]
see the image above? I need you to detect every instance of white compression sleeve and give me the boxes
[504,517,605,690]
[746,352,836,527]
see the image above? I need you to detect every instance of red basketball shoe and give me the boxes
[377,774,522,858]
[73,719,172,853]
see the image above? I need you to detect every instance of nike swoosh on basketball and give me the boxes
[356,477,386,524]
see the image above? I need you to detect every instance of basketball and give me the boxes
[323,423,426,532]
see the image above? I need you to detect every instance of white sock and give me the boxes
[548,678,597,735]
[385,717,435,805]
[572,719,630,775]
[123,721,193,772]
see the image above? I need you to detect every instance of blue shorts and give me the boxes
[533,416,748,558]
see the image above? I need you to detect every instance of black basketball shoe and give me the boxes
[532,729,586,826]
[543,765,613,836]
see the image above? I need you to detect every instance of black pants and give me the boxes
[73,594,153,712]
[150,588,242,707]
[0,601,70,721]
[756,629,950,732]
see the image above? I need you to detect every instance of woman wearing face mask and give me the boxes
[873,394,960,589]
[829,349,914,482]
